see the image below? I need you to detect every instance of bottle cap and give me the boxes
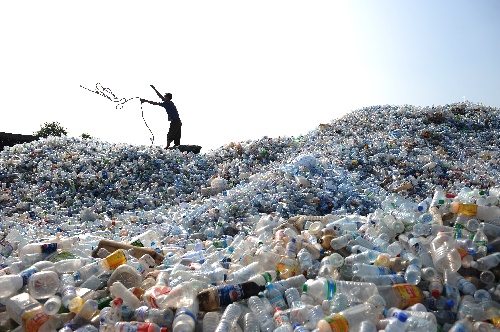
[431,289,440,298]
[397,312,408,323]
[302,283,308,292]
[445,299,455,308]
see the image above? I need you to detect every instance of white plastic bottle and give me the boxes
[44,294,62,315]
[384,312,408,332]
[352,263,391,276]
[404,264,422,285]
[317,303,380,332]
[172,299,199,332]
[109,281,142,310]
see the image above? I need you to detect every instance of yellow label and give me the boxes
[104,249,127,270]
[456,247,470,259]
[394,284,423,309]
[22,308,50,332]
[324,314,349,332]
[458,203,478,216]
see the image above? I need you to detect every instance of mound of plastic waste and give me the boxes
[0,101,499,331]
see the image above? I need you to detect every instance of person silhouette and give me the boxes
[140,85,182,148]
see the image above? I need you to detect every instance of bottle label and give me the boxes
[456,247,470,259]
[22,309,51,332]
[148,286,172,308]
[218,284,244,306]
[131,239,145,247]
[327,280,336,300]
[41,243,58,254]
[134,306,148,321]
[274,311,291,326]
[394,284,422,308]
[324,314,350,332]
[174,307,196,323]
[20,268,38,286]
[269,295,288,310]
[104,250,127,270]
[459,204,478,216]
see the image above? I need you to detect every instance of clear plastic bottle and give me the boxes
[285,238,298,258]
[273,307,293,332]
[99,297,123,332]
[450,202,500,222]
[358,273,406,286]
[305,305,325,330]
[448,315,474,332]
[430,233,461,272]
[123,306,174,329]
[247,296,275,332]
[54,258,92,274]
[404,264,422,285]
[472,252,500,271]
[302,278,378,304]
[297,248,313,273]
[28,270,60,299]
[107,263,142,288]
[352,263,392,276]
[316,303,380,332]
[242,312,260,332]
[266,283,289,310]
[377,284,424,309]
[343,250,378,266]
[215,303,242,332]
[203,312,220,332]
[227,261,264,284]
[70,299,98,329]
[292,322,311,332]
[329,234,354,250]
[285,287,308,325]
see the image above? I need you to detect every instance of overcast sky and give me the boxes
[2,1,499,151]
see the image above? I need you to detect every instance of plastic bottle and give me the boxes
[450,202,500,222]
[266,283,289,310]
[448,315,474,332]
[285,287,308,325]
[302,278,378,303]
[172,298,199,332]
[203,312,220,332]
[60,273,78,309]
[214,303,242,332]
[247,270,279,286]
[243,312,260,332]
[384,312,408,332]
[352,263,392,276]
[297,248,313,273]
[70,299,99,329]
[329,234,354,250]
[316,302,380,332]
[154,280,203,309]
[227,261,264,284]
[109,281,142,310]
[377,284,424,309]
[44,294,62,315]
[247,296,275,332]
[472,252,500,271]
[74,249,127,282]
[19,236,79,258]
[344,250,378,266]
[197,281,265,311]
[273,307,293,332]
[28,270,60,299]
[305,305,325,330]
[99,297,123,332]
[123,306,174,329]
[404,264,421,285]
[6,292,61,332]
[358,273,406,286]
[292,322,311,332]
[285,238,298,258]
[430,232,461,272]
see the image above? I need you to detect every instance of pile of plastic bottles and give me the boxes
[0,101,499,331]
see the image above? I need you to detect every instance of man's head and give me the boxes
[164,93,172,101]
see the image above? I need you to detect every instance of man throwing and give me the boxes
[140,85,182,148]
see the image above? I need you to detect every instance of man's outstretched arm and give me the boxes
[140,98,161,106]
[150,85,165,101]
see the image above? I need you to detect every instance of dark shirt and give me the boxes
[161,101,180,121]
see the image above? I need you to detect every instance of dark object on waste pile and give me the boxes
[0,131,37,150]
[166,145,202,154]
[197,281,265,311]
[92,239,164,265]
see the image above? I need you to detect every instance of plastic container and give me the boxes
[316,303,380,332]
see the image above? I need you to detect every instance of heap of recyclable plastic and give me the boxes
[0,101,499,331]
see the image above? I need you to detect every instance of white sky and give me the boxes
[2,1,499,151]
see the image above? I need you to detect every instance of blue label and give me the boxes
[41,243,58,254]
[175,308,196,323]
[269,295,288,310]
[327,280,336,300]
[218,284,244,306]
[20,268,37,286]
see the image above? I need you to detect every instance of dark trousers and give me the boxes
[167,119,182,146]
